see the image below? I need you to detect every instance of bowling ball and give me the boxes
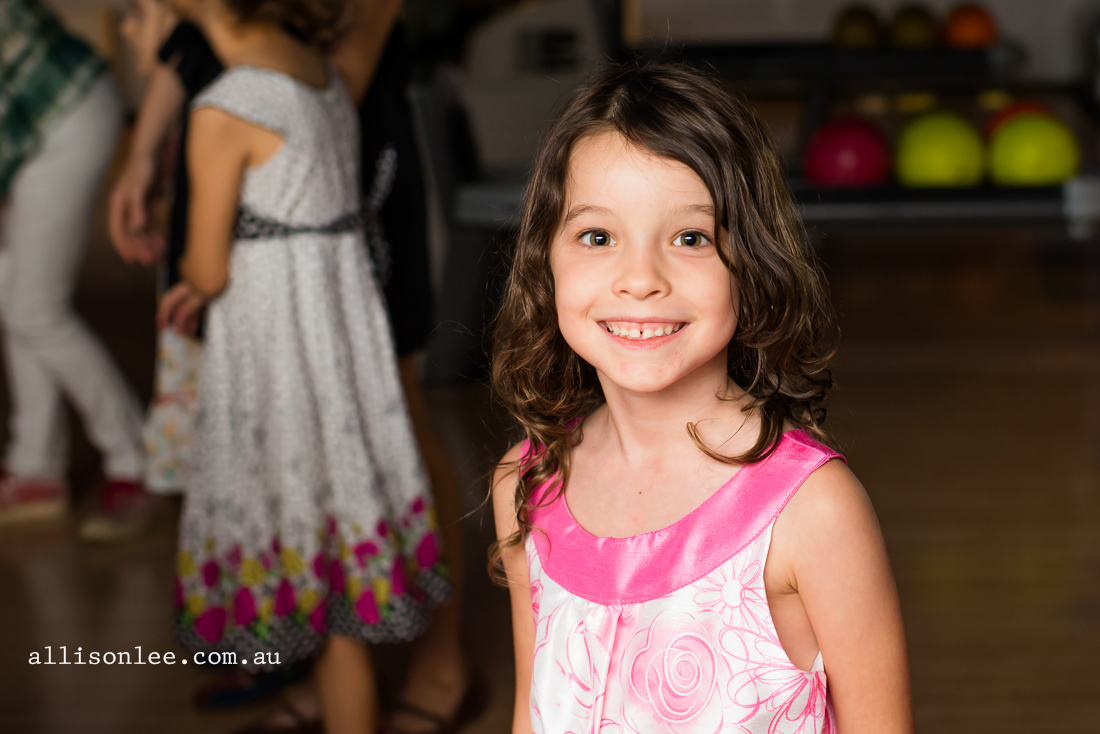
[989,113,1080,185]
[891,5,939,48]
[983,100,1056,138]
[833,5,885,48]
[896,111,984,187]
[943,3,998,48]
[803,118,891,187]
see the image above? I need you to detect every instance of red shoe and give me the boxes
[0,468,68,526]
[77,478,155,543]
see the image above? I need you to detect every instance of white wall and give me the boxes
[636,0,1100,81]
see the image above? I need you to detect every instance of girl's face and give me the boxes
[550,131,738,395]
[120,0,177,77]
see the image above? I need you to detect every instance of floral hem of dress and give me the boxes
[175,568,451,670]
[175,499,452,669]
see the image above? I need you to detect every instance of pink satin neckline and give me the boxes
[528,429,844,606]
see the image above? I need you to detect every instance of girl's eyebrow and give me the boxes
[675,203,715,217]
[563,204,612,225]
[563,203,713,224]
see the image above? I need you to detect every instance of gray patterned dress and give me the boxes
[174,66,449,667]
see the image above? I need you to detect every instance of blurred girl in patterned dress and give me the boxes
[158,0,449,730]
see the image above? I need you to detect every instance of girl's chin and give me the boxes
[595,365,699,395]
[588,350,730,396]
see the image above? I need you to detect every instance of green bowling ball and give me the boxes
[891,5,939,48]
[989,113,1080,185]
[896,111,984,187]
[833,5,885,48]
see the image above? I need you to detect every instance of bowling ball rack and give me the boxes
[451,43,1100,239]
[659,42,1100,238]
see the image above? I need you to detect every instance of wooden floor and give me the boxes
[1,188,1099,732]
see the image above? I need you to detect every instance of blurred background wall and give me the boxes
[633,0,1098,80]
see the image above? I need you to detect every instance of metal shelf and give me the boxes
[640,42,1021,87]
[454,177,1100,238]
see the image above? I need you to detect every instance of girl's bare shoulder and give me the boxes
[772,455,882,567]
[491,441,528,520]
[791,457,868,519]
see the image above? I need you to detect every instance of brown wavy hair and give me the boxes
[489,61,838,574]
[223,0,348,48]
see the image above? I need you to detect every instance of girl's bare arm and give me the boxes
[328,0,404,105]
[178,107,250,296]
[771,460,914,733]
[178,107,281,298]
[492,442,535,734]
[109,62,185,263]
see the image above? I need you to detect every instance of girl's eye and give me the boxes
[579,230,615,247]
[672,230,710,248]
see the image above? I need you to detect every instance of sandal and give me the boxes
[382,674,489,734]
[231,694,323,734]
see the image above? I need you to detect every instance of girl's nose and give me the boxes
[612,240,670,300]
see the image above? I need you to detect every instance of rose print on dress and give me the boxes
[620,610,726,734]
[274,578,296,616]
[415,533,440,570]
[354,541,379,566]
[235,587,257,627]
[195,606,227,643]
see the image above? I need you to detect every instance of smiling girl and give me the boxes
[491,63,913,734]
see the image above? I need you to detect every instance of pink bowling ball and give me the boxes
[803,118,891,186]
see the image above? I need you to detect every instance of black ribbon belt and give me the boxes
[234,207,364,240]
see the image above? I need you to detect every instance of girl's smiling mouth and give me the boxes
[598,320,687,341]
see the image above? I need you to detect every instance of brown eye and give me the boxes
[673,231,709,248]
[580,230,614,247]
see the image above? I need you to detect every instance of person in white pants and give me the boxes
[0,5,149,540]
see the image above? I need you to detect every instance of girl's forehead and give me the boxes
[565,132,712,208]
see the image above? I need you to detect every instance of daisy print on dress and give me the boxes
[692,554,769,633]
[724,626,833,734]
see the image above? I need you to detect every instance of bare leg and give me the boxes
[389,356,469,732]
[315,635,380,734]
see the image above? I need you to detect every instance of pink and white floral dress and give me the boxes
[525,429,843,734]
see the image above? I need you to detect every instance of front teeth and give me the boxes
[605,323,683,340]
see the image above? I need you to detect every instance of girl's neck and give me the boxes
[194,12,326,86]
[594,353,759,464]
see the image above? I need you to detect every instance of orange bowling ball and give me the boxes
[944,4,998,48]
